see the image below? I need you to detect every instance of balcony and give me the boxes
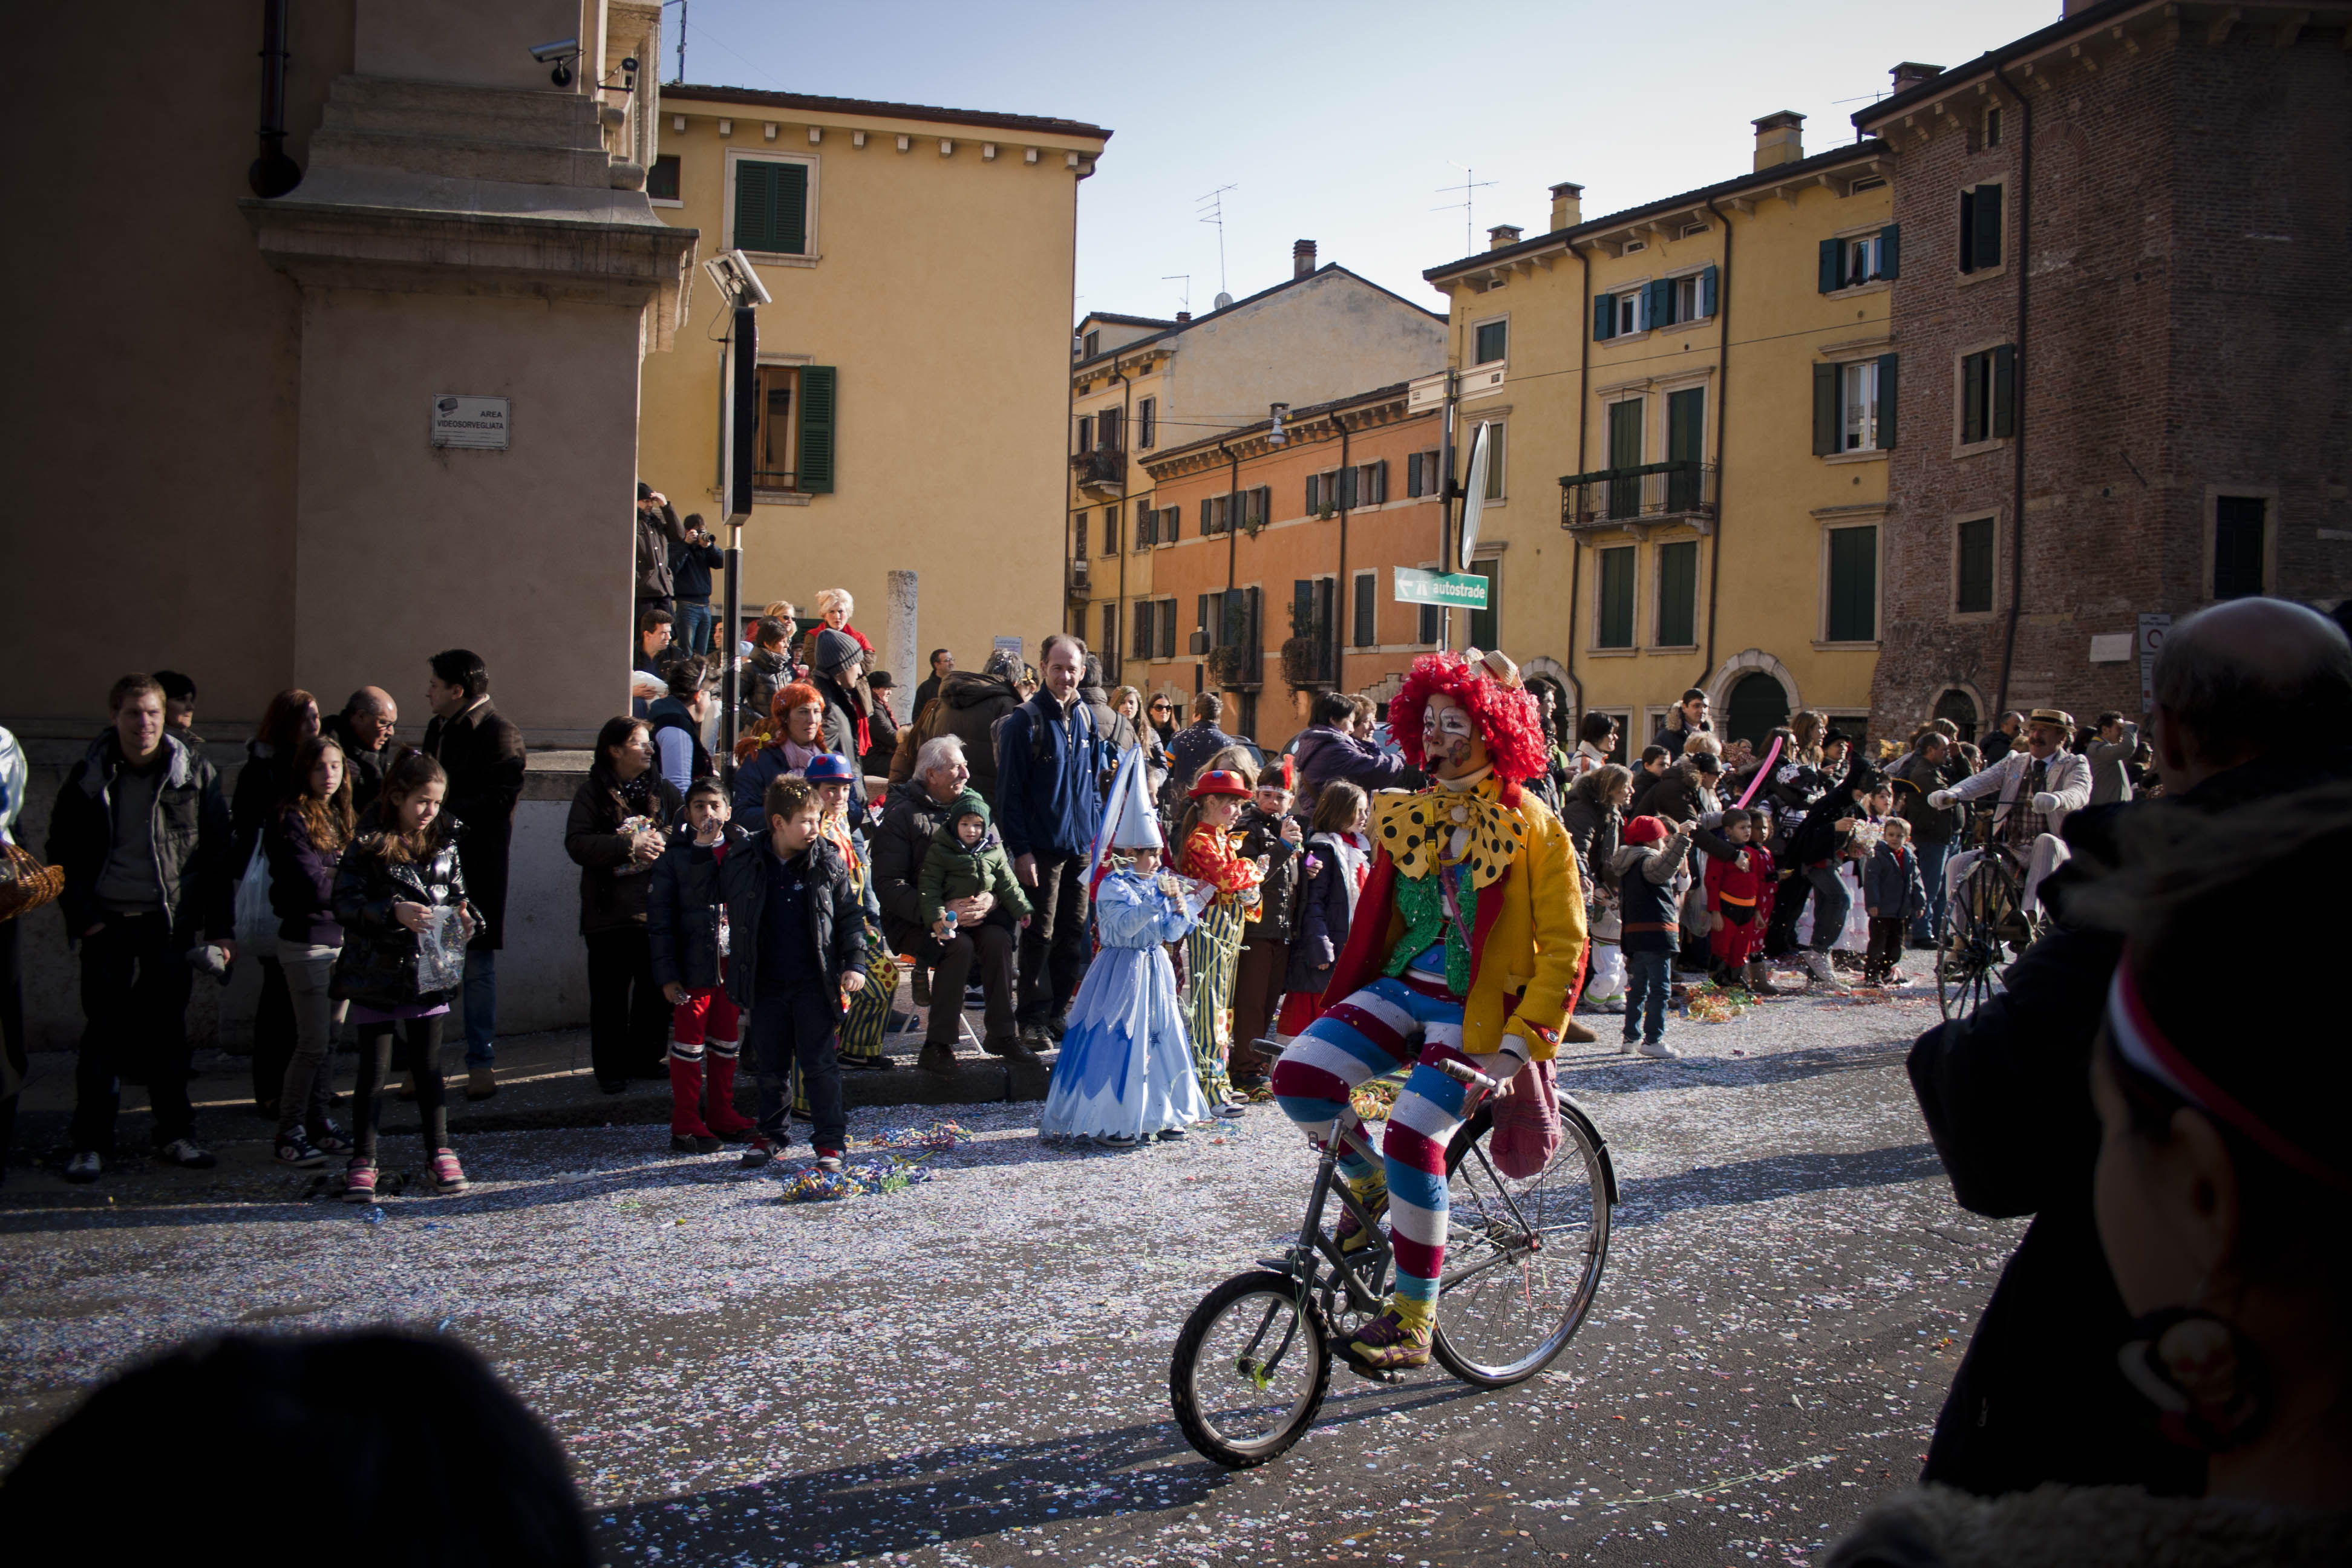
[1070,446,1125,498]
[1207,641,1262,690]
[1559,460,1717,537]
[1280,636,1336,689]
[1067,555,1090,598]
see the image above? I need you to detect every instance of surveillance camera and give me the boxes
[528,37,579,63]
[621,56,639,73]
[727,250,773,306]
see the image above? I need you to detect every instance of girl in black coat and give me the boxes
[263,735,354,1168]
[566,717,686,1093]
[330,751,479,1204]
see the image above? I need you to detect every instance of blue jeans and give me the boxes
[676,598,714,656]
[1911,839,1952,944]
[750,981,846,1153]
[1624,950,1673,1046]
[1806,864,1851,953]
[462,950,497,1067]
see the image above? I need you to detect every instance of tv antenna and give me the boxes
[663,0,686,83]
[1434,162,1497,255]
[1161,274,1191,315]
[1197,184,1237,299]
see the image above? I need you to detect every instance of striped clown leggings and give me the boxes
[1271,975,1498,1312]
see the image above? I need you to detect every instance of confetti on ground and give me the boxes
[867,1120,975,1152]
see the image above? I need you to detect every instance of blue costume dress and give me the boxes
[1039,867,1210,1140]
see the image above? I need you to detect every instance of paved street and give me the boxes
[0,974,2019,1566]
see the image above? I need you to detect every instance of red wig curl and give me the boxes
[1391,652,1547,783]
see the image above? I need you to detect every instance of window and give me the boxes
[1076,414,1093,454]
[1616,290,1644,336]
[1134,501,1155,549]
[2213,496,2267,599]
[1161,504,1180,544]
[1292,578,1337,682]
[1101,602,1119,664]
[1346,460,1387,506]
[1157,597,1178,658]
[732,157,809,255]
[1666,387,1705,509]
[1138,396,1156,449]
[1477,423,1505,500]
[1596,546,1636,648]
[1606,398,1642,517]
[1818,227,1900,291]
[1959,183,2004,272]
[1812,354,1899,455]
[1956,515,1996,614]
[1474,319,1508,364]
[1083,328,1100,358]
[1982,105,2002,149]
[1621,240,1646,255]
[1652,266,1719,326]
[751,364,837,493]
[1677,220,1709,238]
[1102,507,1119,554]
[1097,405,1122,452]
[1656,540,1699,647]
[1593,286,1649,341]
[1418,600,1441,645]
[1196,593,1212,650]
[1073,514,1088,561]
[647,153,681,203]
[1848,175,1887,194]
[1353,570,1377,647]
[1466,559,1498,652]
[1959,345,2016,444]
[1405,448,1443,498]
[1243,485,1270,530]
[1132,599,1155,659]
[1825,525,1878,642]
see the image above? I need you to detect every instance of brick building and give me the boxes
[1856,0,2351,740]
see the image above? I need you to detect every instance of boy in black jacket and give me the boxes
[1229,760,1303,1086]
[731,775,872,1171]
[648,779,760,1154]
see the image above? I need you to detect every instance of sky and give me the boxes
[667,0,2060,322]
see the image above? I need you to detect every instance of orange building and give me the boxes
[1128,383,1451,751]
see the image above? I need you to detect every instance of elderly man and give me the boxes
[1906,598,2352,1499]
[321,687,399,813]
[871,735,1019,1071]
[1930,707,2089,922]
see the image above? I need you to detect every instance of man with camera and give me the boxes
[668,514,725,658]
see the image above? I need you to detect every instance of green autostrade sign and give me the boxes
[1393,566,1489,609]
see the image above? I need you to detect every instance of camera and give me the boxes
[528,36,580,86]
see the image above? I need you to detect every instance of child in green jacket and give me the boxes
[918,789,1034,936]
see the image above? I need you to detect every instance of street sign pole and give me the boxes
[1437,369,1458,650]
[719,300,758,782]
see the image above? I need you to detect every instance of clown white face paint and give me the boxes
[1422,693,1489,780]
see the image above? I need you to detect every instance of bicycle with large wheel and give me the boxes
[1169,1057,1616,1469]
[1936,802,2047,1021]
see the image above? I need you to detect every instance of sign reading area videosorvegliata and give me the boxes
[1393,566,1488,610]
[430,394,510,449]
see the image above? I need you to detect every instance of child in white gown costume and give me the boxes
[1039,749,1213,1144]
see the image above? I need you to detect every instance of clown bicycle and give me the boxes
[1169,1057,1615,1468]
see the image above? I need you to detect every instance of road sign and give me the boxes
[1394,566,1488,610]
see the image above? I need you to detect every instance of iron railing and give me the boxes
[1558,460,1717,528]
[1071,448,1125,494]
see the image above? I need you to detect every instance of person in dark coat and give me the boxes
[1890,731,1964,945]
[1228,760,1303,1085]
[666,514,725,656]
[230,688,321,1114]
[45,675,235,1181]
[1979,710,2024,766]
[321,687,399,814]
[898,652,1022,805]
[646,778,760,1152]
[863,670,902,778]
[565,716,684,1094]
[1650,688,1712,761]
[870,736,1019,1069]
[420,649,526,1101]
[1290,690,1410,819]
[995,635,1107,1047]
[1168,691,1242,794]
[740,618,796,737]
[633,482,690,622]
[808,629,874,815]
[1906,596,2352,1501]
[913,648,954,717]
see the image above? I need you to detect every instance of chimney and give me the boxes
[1175,310,1191,322]
[1293,238,1317,278]
[1752,110,1805,171]
[1549,181,1583,231]
[1889,60,1944,94]
[1488,224,1523,250]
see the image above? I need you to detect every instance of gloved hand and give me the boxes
[1927,789,1956,809]
[2031,791,2060,814]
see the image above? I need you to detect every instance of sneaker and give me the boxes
[739,1140,775,1169]
[1802,950,1838,984]
[1345,1305,1432,1371]
[466,1065,498,1102]
[813,1149,844,1174]
[1635,1037,1681,1060]
[1599,998,1627,1014]
[64,1150,102,1184]
[1621,1036,1641,1055]
[428,1149,468,1194]
[310,1124,355,1157]
[274,1132,327,1169]
[342,1163,378,1203]
[670,1133,722,1154]
[1155,1125,1189,1141]
[157,1138,217,1170]
[1044,1013,1071,1041]
[1210,1099,1247,1120]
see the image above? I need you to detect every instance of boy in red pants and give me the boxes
[648,779,760,1152]
[1704,808,1777,992]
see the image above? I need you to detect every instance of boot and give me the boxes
[1743,961,1785,996]
[1802,950,1837,985]
[911,965,932,1007]
[1560,1017,1599,1045]
[702,1045,757,1140]
[466,1063,497,1102]
[667,1050,713,1142]
[1346,1295,1434,1371]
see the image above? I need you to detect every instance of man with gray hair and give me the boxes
[870,732,1019,1072]
[1904,596,2352,1500]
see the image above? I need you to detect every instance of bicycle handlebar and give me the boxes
[1433,1057,1502,1093]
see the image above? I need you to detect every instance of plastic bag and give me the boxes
[412,904,469,995]
[1490,1057,1562,1180]
[234,838,276,952]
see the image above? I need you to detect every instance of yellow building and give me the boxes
[637,85,1110,690]
[1423,113,1896,751]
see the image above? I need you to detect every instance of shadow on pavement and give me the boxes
[1612,1142,1945,1228]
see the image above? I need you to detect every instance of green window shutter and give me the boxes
[1160,601,1176,658]
[1875,351,1900,449]
[1957,516,1995,613]
[1597,547,1636,648]
[795,365,836,492]
[1667,387,1705,463]
[1700,263,1719,317]
[1474,320,1507,363]
[1818,237,1843,293]
[1826,526,1878,642]
[1657,540,1698,647]
[1645,278,1672,328]
[1468,560,1498,652]
[1958,190,1976,272]
[1878,224,1900,280]
[1812,363,1838,456]
[734,162,772,251]
[1354,572,1375,647]
[1593,295,1616,341]
[1339,466,1357,509]
[1962,353,1987,443]
[1991,344,2016,437]
[735,162,809,254]
[1200,498,1212,533]
[1975,183,2004,269]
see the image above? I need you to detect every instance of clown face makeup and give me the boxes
[1422,693,1489,780]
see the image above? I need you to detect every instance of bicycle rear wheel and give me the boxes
[1170,1270,1333,1468]
[1938,857,2022,1021]
[1429,1101,1614,1389]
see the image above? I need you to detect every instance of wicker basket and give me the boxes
[0,841,64,923]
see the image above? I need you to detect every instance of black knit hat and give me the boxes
[636,480,653,501]
[814,628,860,676]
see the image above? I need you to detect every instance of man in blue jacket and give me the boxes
[667,515,725,656]
[995,634,1105,1054]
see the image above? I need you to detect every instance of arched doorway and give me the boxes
[1933,688,1979,742]
[1725,670,1789,747]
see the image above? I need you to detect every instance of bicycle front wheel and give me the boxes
[1430,1100,1614,1389]
[1170,1270,1333,1468]
[1938,857,2020,1021]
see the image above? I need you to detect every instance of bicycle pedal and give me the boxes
[1343,1361,1406,1385]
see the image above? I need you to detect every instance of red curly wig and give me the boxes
[1391,652,1547,783]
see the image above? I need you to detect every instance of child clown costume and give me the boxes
[1270,649,1589,1370]
[1039,749,1215,1145]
